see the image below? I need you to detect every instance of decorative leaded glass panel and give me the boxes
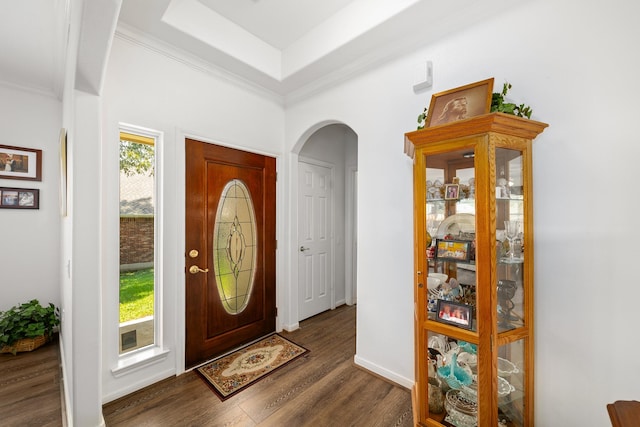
[213,179,257,314]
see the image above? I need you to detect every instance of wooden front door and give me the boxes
[185,139,276,368]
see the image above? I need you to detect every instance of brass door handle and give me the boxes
[189,265,209,274]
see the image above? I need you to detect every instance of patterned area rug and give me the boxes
[197,334,308,400]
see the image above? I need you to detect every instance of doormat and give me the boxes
[196,334,308,401]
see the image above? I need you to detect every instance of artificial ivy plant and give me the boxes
[0,299,60,354]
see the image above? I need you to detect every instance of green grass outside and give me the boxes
[119,268,154,323]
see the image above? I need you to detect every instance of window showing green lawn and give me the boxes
[119,268,154,323]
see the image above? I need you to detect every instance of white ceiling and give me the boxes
[0,0,524,101]
[196,0,357,50]
[0,1,67,98]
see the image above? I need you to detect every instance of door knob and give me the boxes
[299,246,310,252]
[189,265,209,274]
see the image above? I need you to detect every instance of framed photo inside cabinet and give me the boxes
[444,184,459,200]
[0,187,39,209]
[0,144,42,181]
[426,78,494,127]
[435,238,472,262]
[436,299,473,329]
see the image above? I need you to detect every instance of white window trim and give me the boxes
[112,123,167,376]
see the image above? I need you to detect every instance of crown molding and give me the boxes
[115,24,285,106]
[0,78,60,100]
[113,22,407,108]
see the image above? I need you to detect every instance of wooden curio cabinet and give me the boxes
[405,113,548,427]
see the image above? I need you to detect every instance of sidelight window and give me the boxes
[119,130,157,354]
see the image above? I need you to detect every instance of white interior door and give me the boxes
[298,160,333,321]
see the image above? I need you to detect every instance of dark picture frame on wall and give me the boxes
[0,144,42,181]
[425,78,494,127]
[0,187,40,209]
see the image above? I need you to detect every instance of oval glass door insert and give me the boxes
[213,179,257,314]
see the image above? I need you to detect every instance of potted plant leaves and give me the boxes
[0,299,60,355]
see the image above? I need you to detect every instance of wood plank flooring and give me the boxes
[103,304,413,426]
[0,336,63,427]
[0,305,413,426]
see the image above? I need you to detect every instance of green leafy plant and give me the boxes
[0,299,60,352]
[417,107,428,130]
[416,81,534,129]
[490,82,533,118]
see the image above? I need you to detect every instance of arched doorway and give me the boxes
[294,123,358,321]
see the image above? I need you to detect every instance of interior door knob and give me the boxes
[189,265,209,274]
[299,246,310,252]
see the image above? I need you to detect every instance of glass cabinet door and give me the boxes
[495,147,528,427]
[425,149,476,329]
[424,147,480,426]
[496,148,525,332]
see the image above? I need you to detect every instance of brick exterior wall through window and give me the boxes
[120,216,154,266]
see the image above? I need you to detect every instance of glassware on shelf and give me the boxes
[497,279,517,328]
[444,389,478,427]
[503,220,522,260]
[497,376,516,398]
[437,351,473,390]
[468,177,475,199]
[497,357,520,377]
[497,166,510,198]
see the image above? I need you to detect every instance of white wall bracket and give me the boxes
[413,60,433,92]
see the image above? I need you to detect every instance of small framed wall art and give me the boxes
[0,187,40,209]
[0,144,42,181]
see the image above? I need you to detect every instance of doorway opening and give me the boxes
[295,123,358,322]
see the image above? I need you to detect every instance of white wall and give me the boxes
[0,85,61,312]
[284,0,640,425]
[100,35,286,402]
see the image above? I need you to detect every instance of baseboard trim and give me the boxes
[353,354,414,389]
[58,336,72,427]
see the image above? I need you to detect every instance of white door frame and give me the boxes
[345,166,357,305]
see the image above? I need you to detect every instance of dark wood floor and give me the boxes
[103,304,413,426]
[0,305,413,427]
[0,335,63,427]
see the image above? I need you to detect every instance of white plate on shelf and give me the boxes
[435,213,475,238]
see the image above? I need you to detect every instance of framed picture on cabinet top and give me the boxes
[0,144,42,181]
[444,183,459,200]
[436,299,473,329]
[425,78,494,127]
[0,187,39,209]
[435,238,472,262]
